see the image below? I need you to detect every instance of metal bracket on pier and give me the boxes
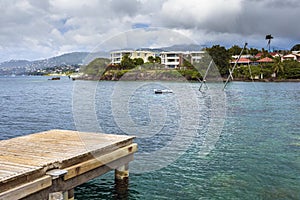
[46,169,71,200]
[46,169,68,179]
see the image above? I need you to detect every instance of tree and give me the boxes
[83,58,110,76]
[133,58,144,66]
[120,54,135,69]
[148,56,154,63]
[291,44,300,51]
[206,45,230,76]
[282,60,300,79]
[182,59,194,69]
[272,57,284,78]
[261,48,269,58]
[228,45,242,56]
[155,56,161,64]
[249,48,259,56]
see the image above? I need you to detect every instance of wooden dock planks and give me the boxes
[0,130,137,199]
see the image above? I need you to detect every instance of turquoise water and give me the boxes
[0,77,299,199]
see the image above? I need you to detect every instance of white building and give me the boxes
[111,49,205,68]
[110,50,133,65]
[232,54,253,59]
[110,50,155,65]
[282,54,300,62]
[160,51,181,68]
[189,51,205,64]
[160,51,205,68]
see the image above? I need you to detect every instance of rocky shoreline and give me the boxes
[74,74,300,83]
[231,77,300,82]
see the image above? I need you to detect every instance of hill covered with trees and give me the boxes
[79,44,300,81]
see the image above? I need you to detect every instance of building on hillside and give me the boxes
[160,51,205,68]
[282,54,300,62]
[296,54,300,62]
[130,50,156,63]
[256,57,274,64]
[292,51,300,54]
[232,54,253,59]
[230,57,274,67]
[110,50,155,65]
[111,50,205,68]
[230,57,277,66]
[110,50,133,65]
[160,51,182,68]
[189,51,205,64]
[254,52,264,59]
[269,52,281,58]
[254,52,281,59]
[230,58,252,66]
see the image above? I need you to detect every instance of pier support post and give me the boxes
[61,189,74,200]
[115,164,129,197]
[46,169,69,200]
[62,191,68,200]
[67,189,74,200]
[49,189,73,200]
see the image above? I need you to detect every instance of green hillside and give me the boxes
[80,58,110,76]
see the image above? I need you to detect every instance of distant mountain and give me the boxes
[0,44,205,75]
[0,60,31,68]
[137,44,205,53]
[0,51,110,75]
[160,44,206,51]
[0,52,90,68]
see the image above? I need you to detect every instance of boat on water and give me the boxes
[154,89,173,94]
[49,77,60,80]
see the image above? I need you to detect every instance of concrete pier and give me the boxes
[0,130,137,200]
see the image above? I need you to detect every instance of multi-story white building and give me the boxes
[111,50,205,68]
[110,50,155,65]
[160,51,205,68]
[160,51,182,68]
[189,51,205,64]
[110,50,133,65]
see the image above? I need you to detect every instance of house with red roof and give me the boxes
[254,52,280,59]
[230,58,252,66]
[254,52,264,59]
[230,57,275,66]
[256,57,274,63]
[269,52,281,58]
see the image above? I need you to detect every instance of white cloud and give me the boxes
[0,0,299,62]
[158,0,242,30]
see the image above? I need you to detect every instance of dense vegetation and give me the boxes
[291,44,300,51]
[206,45,300,80]
[232,61,300,80]
[80,58,110,77]
[80,45,300,81]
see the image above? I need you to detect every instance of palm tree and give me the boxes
[272,57,284,78]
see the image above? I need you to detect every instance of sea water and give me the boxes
[0,76,299,199]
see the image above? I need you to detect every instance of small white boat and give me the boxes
[154,89,173,94]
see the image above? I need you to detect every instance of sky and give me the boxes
[0,0,299,62]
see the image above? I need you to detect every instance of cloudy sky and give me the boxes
[0,0,299,62]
